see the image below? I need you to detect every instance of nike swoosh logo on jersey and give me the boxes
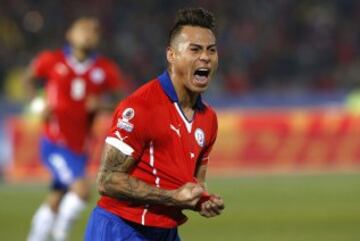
[170,124,181,137]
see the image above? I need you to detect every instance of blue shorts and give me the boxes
[84,206,181,241]
[40,137,87,190]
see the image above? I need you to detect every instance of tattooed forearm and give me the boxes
[97,143,175,206]
[97,144,135,185]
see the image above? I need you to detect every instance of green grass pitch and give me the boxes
[0,173,359,241]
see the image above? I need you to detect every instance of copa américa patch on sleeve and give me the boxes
[116,107,135,132]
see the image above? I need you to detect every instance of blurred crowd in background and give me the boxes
[2,0,360,179]
[1,0,360,106]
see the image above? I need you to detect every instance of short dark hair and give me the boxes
[168,7,216,46]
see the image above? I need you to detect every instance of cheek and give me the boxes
[175,55,193,70]
[89,35,99,45]
[212,53,219,63]
[212,56,219,69]
[74,32,87,44]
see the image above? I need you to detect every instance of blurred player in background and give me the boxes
[25,17,127,241]
[85,7,224,241]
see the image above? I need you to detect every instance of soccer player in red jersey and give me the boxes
[85,8,224,241]
[25,17,127,241]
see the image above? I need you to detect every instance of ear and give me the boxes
[166,46,176,64]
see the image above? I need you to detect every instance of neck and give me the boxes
[169,69,198,110]
[178,89,198,110]
[71,48,89,62]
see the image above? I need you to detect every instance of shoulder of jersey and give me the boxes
[131,79,161,99]
[201,99,216,115]
[120,79,162,107]
[94,55,116,66]
[35,49,63,64]
[53,49,66,57]
[37,49,56,57]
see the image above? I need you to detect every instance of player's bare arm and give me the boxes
[23,65,52,121]
[195,163,208,186]
[98,143,204,209]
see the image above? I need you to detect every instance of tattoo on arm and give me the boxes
[97,143,175,205]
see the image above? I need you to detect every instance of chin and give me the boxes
[190,84,208,93]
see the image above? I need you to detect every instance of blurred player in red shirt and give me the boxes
[85,8,224,241]
[25,17,127,241]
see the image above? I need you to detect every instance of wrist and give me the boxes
[194,193,211,211]
[165,189,178,207]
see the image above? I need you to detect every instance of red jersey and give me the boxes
[32,47,124,153]
[98,71,218,228]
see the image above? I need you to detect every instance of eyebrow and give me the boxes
[189,43,217,49]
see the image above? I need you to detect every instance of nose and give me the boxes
[199,51,210,63]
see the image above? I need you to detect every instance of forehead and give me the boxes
[174,25,216,46]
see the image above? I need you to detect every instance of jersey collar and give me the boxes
[62,45,98,60]
[158,70,205,111]
[63,45,98,75]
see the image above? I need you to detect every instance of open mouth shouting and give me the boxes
[193,67,210,87]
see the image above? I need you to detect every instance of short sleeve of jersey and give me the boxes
[31,51,55,79]
[200,113,218,165]
[105,98,149,160]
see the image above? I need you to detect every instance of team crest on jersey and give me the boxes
[194,128,205,147]
[122,108,135,120]
[117,108,135,132]
[90,68,105,84]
